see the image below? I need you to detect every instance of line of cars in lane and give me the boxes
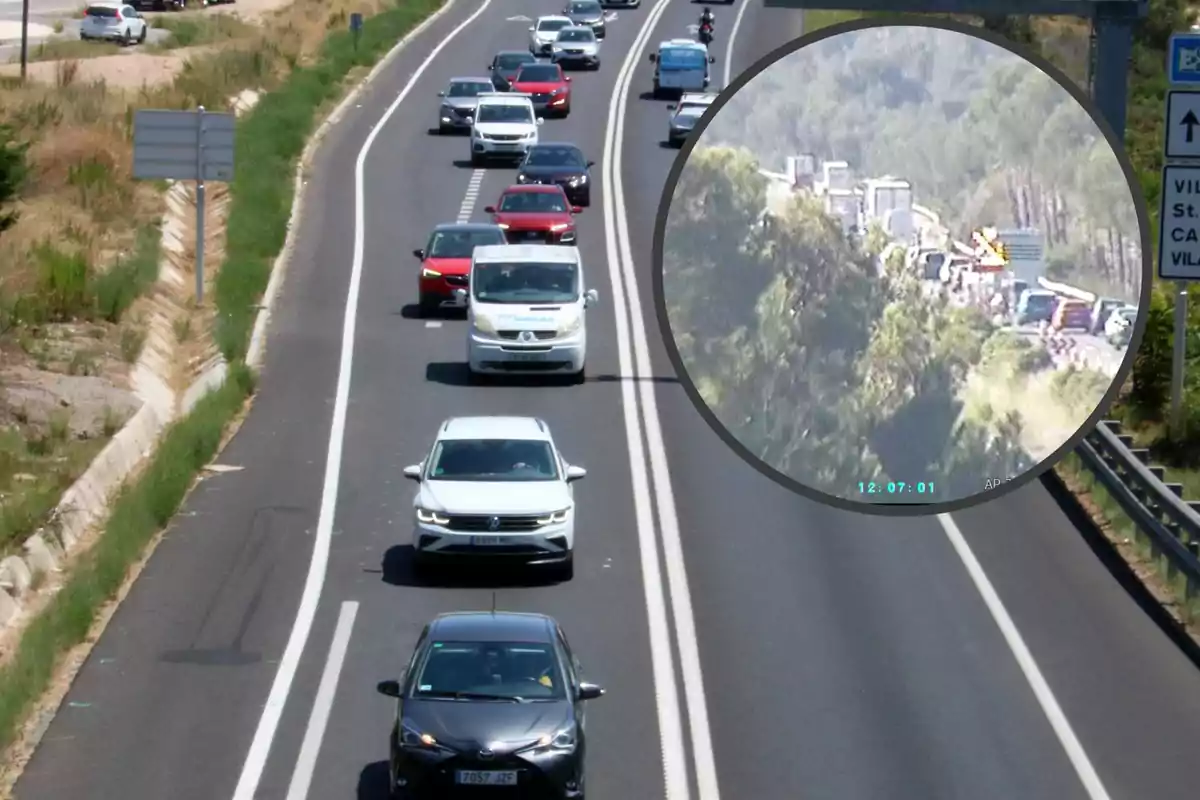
[379,7,647,797]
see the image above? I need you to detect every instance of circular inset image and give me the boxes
[653,18,1151,515]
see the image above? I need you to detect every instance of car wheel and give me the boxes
[470,152,483,167]
[571,364,586,385]
[578,189,591,207]
[418,292,440,316]
[137,25,147,44]
[122,28,133,46]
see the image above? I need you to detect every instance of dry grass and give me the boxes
[0,0,393,560]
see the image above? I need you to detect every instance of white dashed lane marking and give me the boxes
[456,169,485,222]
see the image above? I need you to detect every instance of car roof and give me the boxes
[476,93,535,105]
[436,416,553,442]
[559,25,594,33]
[662,39,704,49]
[680,92,717,104]
[448,76,494,84]
[429,611,557,643]
[528,141,584,151]
[474,243,582,263]
[536,14,572,23]
[431,222,504,233]
[87,2,123,7]
[496,49,538,57]
[502,183,566,193]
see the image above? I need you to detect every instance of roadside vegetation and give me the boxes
[0,0,445,765]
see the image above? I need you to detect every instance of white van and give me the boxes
[648,39,715,98]
[456,244,599,383]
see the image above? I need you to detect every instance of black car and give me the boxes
[377,611,606,799]
[516,143,595,207]
[489,50,540,91]
[563,0,606,39]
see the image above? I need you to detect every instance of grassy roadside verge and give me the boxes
[0,0,446,762]
[216,0,444,359]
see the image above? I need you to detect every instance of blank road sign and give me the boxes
[133,108,236,182]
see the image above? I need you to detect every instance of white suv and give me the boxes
[403,416,587,580]
[529,15,573,55]
[470,93,543,166]
[459,243,599,383]
[81,3,147,45]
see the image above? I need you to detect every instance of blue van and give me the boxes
[649,39,714,98]
[1014,289,1058,325]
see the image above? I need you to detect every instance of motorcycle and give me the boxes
[698,21,714,45]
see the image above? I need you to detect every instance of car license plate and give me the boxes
[510,351,546,361]
[456,770,518,785]
[471,536,508,546]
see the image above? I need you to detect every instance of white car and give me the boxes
[403,416,587,580]
[81,3,147,45]
[551,25,601,70]
[529,15,573,56]
[1104,305,1137,341]
[469,93,543,166]
[666,91,716,146]
[459,244,599,382]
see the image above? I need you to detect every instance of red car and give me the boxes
[484,185,582,245]
[509,62,572,118]
[412,222,507,315]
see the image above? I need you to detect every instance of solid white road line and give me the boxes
[724,0,752,87]
[608,4,721,799]
[604,0,720,798]
[285,601,360,800]
[938,514,1113,800]
[229,2,497,797]
[457,168,486,223]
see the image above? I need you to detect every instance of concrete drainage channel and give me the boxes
[0,86,263,639]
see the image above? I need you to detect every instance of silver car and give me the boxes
[563,0,606,39]
[551,26,601,70]
[666,92,716,147]
[436,77,496,134]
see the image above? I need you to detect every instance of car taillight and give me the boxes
[114,11,123,19]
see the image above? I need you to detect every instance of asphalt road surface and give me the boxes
[13,2,1200,799]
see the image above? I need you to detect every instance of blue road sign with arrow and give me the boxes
[1165,90,1200,160]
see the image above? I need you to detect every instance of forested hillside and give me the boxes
[706,24,1143,301]
[661,145,1118,505]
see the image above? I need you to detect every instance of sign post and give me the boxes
[1160,33,1200,436]
[132,107,236,305]
[350,12,363,52]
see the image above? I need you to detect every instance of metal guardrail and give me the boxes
[1076,421,1200,599]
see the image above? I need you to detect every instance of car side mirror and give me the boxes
[648,53,657,62]
[529,26,534,31]
[577,682,604,700]
[437,91,445,97]
[709,56,716,63]
[584,288,599,307]
[536,117,544,125]
[565,465,588,481]
[571,206,583,215]
[377,680,402,698]
[402,464,423,481]
[453,288,468,306]
[666,104,677,110]
[565,76,572,81]
[586,160,595,167]
[413,248,425,259]
[465,115,474,124]
[483,205,496,213]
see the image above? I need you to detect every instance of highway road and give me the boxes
[12,1,1200,799]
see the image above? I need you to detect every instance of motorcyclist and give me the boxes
[698,8,715,42]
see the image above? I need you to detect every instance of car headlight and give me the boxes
[421,267,442,278]
[416,507,449,525]
[550,223,571,232]
[400,721,450,751]
[472,315,497,335]
[495,222,510,230]
[517,173,528,183]
[536,508,569,525]
[557,315,582,337]
[568,175,586,186]
[523,726,577,754]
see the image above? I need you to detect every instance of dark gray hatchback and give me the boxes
[377,611,606,799]
[562,0,606,38]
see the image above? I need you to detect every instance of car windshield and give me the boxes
[496,52,535,70]
[569,1,600,14]
[659,47,707,70]
[476,104,534,124]
[473,261,580,304]
[498,191,568,213]
[1025,294,1054,310]
[412,641,566,702]
[537,18,570,31]
[426,229,505,258]
[515,65,561,83]
[525,146,585,167]
[427,438,560,482]
[447,80,491,98]
[557,28,594,42]
[676,104,708,117]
